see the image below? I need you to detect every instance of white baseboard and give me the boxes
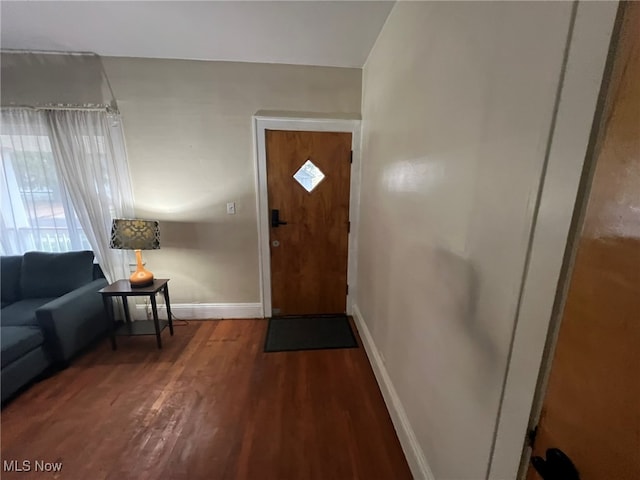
[352,305,435,480]
[133,302,263,320]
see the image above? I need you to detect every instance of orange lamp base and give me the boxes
[130,249,154,288]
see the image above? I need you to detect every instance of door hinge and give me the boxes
[350,150,353,164]
[347,221,351,233]
[346,284,349,295]
[527,426,538,448]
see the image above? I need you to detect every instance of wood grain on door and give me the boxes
[266,130,352,316]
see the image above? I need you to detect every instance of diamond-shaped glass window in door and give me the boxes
[293,159,325,193]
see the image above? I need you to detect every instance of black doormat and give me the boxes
[264,315,358,352]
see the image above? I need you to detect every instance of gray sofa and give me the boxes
[1,251,109,402]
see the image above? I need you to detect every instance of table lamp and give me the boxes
[110,218,160,287]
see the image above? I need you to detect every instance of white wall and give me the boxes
[100,58,362,304]
[356,2,575,478]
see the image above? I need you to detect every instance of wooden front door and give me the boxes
[266,130,352,316]
[527,3,640,479]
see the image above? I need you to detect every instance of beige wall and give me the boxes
[357,1,574,478]
[100,58,361,304]
[1,52,113,108]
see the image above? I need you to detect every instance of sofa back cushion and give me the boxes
[20,251,95,299]
[1,256,23,305]
[93,263,106,280]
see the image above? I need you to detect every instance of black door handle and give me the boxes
[531,448,579,480]
[271,209,288,228]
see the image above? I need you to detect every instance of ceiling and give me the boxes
[0,1,394,68]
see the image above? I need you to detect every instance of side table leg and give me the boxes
[103,296,116,350]
[122,296,132,324]
[150,295,162,349]
[163,284,174,335]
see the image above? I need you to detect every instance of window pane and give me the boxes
[293,159,326,193]
[1,133,88,254]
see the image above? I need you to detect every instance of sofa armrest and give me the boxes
[35,278,109,363]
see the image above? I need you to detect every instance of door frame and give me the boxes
[518,4,631,478]
[487,2,620,479]
[252,115,361,318]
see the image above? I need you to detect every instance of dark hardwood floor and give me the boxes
[1,319,412,480]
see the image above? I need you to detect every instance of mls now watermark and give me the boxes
[3,459,63,473]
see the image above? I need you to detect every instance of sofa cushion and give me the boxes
[20,251,94,299]
[1,326,45,368]
[0,298,56,327]
[1,256,23,304]
[93,263,106,280]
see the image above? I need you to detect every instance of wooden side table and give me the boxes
[99,278,174,349]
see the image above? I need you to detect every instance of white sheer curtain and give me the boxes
[47,110,135,282]
[1,108,135,282]
[1,110,85,254]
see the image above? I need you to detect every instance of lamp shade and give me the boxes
[110,219,160,250]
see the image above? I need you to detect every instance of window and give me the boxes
[293,159,326,193]
[1,132,91,254]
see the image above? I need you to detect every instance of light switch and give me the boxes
[226,202,236,215]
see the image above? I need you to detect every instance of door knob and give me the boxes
[271,209,288,228]
[531,448,579,480]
